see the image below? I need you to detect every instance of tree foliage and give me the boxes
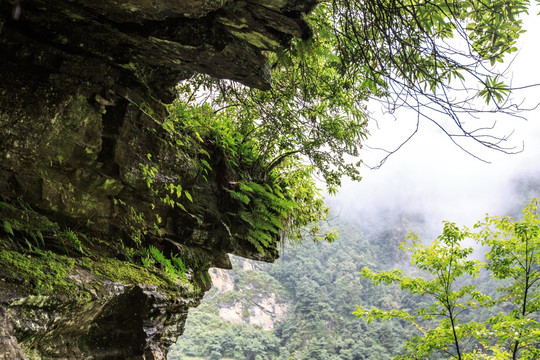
[164,101,334,250]
[356,199,540,359]
[178,0,533,195]
[357,223,488,359]
[474,199,540,359]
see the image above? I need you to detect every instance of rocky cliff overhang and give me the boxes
[0,1,314,358]
[1,0,314,99]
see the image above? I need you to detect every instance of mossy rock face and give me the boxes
[0,198,226,358]
[0,234,212,359]
[0,0,313,358]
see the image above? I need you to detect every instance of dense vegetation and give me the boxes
[170,195,539,360]
[358,199,540,359]
[169,209,428,359]
[161,0,537,257]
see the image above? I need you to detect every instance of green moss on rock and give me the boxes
[0,201,60,236]
[0,249,80,297]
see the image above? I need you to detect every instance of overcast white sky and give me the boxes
[332,5,540,232]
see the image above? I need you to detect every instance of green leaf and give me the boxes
[3,220,14,236]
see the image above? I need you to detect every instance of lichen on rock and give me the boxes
[0,0,314,358]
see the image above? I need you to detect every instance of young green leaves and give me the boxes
[356,223,485,359]
[357,199,540,359]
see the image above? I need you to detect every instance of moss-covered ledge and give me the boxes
[0,197,223,359]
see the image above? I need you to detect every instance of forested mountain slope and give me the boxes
[171,209,427,360]
[172,183,540,360]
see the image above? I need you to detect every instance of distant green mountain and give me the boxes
[169,209,426,360]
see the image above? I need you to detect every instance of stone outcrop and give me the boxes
[0,0,314,358]
[209,258,289,331]
[216,291,289,331]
